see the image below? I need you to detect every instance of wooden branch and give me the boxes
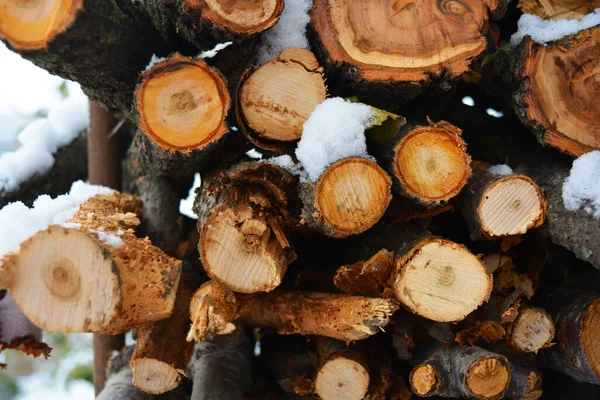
[461,169,546,240]
[299,157,392,238]
[1,192,181,334]
[485,26,600,156]
[133,53,232,182]
[505,363,543,400]
[187,281,397,343]
[518,0,600,19]
[308,0,508,105]
[0,1,167,110]
[373,120,472,206]
[237,48,327,152]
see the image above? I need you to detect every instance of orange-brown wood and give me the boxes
[518,0,600,19]
[190,0,284,35]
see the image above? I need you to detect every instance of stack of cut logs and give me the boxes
[1,0,600,399]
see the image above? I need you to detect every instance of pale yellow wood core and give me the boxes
[466,357,510,398]
[510,308,554,352]
[395,128,470,201]
[201,0,281,31]
[137,56,229,150]
[583,298,600,379]
[478,176,544,236]
[0,0,83,50]
[393,240,491,322]
[240,48,326,142]
[132,358,182,395]
[5,226,121,332]
[315,358,370,400]
[201,206,286,293]
[411,364,440,396]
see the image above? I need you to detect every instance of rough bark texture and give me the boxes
[187,322,252,400]
[1,192,181,334]
[0,1,168,110]
[0,133,88,209]
[505,363,542,400]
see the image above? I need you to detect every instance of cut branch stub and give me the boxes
[196,0,284,36]
[389,121,471,206]
[506,307,555,353]
[134,53,231,179]
[237,48,327,152]
[1,193,182,334]
[518,0,600,19]
[308,0,507,103]
[197,162,297,293]
[461,170,546,240]
[300,157,392,238]
[516,27,600,156]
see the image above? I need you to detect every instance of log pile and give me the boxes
[1,0,600,399]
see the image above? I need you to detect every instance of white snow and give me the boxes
[562,151,600,219]
[295,97,376,181]
[246,148,263,159]
[198,42,233,59]
[0,291,42,343]
[486,108,504,118]
[145,54,166,71]
[462,96,475,107]
[0,181,113,263]
[511,9,600,46]
[179,173,201,219]
[256,0,313,65]
[92,228,123,248]
[487,164,513,176]
[264,155,306,178]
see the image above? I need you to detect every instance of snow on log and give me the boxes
[0,183,181,334]
[237,48,327,152]
[133,53,232,181]
[0,0,166,110]
[461,168,546,240]
[308,0,509,105]
[187,281,397,343]
[195,162,297,293]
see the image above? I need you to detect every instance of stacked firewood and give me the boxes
[1,0,600,399]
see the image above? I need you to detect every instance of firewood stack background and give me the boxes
[0,0,599,399]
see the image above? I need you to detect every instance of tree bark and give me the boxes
[298,157,392,238]
[505,363,542,400]
[236,48,327,152]
[0,192,181,334]
[187,281,397,343]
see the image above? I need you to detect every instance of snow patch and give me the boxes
[562,151,600,219]
[511,9,600,46]
[0,181,113,262]
[256,0,313,65]
[180,173,201,219]
[0,291,42,343]
[264,155,306,179]
[461,96,475,107]
[198,42,233,59]
[92,228,123,248]
[295,97,376,181]
[487,164,513,176]
[145,54,166,71]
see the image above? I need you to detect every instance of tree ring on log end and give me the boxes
[0,0,83,50]
[478,175,545,237]
[583,298,600,379]
[4,226,121,332]
[393,125,471,204]
[466,356,510,399]
[410,364,441,396]
[314,357,370,400]
[392,238,491,322]
[135,53,230,151]
[310,0,494,83]
[193,0,284,35]
[238,48,327,148]
[131,358,182,394]
[509,308,555,353]
[315,157,392,237]
[520,29,600,156]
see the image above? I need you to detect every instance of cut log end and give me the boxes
[0,0,83,50]
[315,357,370,400]
[197,0,284,35]
[508,308,555,353]
[583,298,600,379]
[477,175,546,237]
[393,123,471,205]
[131,358,182,395]
[409,364,441,396]
[517,0,600,20]
[238,48,326,149]
[135,53,230,152]
[519,28,600,156]
[466,356,511,399]
[314,157,392,237]
[392,238,492,322]
[310,0,497,83]
[2,226,121,333]
[188,282,239,342]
